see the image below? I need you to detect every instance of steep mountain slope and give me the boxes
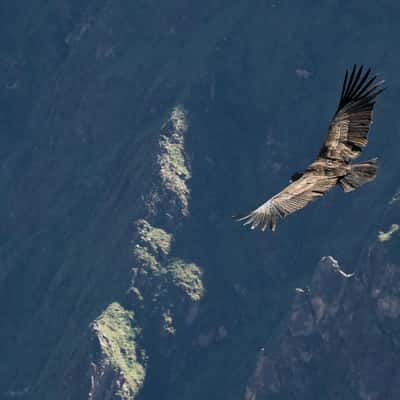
[1,1,399,399]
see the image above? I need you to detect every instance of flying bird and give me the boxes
[236,65,385,232]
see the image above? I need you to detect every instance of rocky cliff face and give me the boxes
[1,1,400,399]
[246,243,400,400]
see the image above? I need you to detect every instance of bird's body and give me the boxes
[236,65,385,232]
[307,157,348,178]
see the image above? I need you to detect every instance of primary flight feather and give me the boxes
[236,65,385,232]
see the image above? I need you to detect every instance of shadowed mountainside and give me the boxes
[1,1,400,399]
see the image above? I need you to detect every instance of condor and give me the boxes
[237,65,385,232]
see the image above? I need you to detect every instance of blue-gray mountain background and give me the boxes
[1,1,400,399]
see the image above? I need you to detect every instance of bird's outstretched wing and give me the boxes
[236,172,337,232]
[319,65,385,162]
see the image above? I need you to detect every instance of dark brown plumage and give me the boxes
[236,65,385,232]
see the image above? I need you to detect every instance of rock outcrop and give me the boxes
[246,221,400,400]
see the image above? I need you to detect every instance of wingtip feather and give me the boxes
[339,65,385,110]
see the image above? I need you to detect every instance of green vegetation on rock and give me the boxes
[133,220,204,303]
[93,302,146,398]
[167,258,204,302]
[162,309,176,336]
[378,224,400,242]
[136,219,172,256]
[133,245,161,273]
[159,106,191,215]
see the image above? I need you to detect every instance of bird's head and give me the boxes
[289,172,303,183]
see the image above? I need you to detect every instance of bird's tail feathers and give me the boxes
[339,158,378,192]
